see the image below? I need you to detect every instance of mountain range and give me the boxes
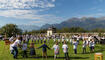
[1,17,105,31]
[41,17,105,30]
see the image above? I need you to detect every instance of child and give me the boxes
[37,41,50,58]
[52,42,59,59]
[62,41,69,60]
[89,39,93,53]
[77,35,80,44]
[82,39,87,54]
[22,40,28,58]
[30,41,36,56]
[70,38,73,45]
[92,40,95,52]
[62,36,65,43]
[73,39,78,54]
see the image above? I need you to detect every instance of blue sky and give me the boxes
[0,0,105,26]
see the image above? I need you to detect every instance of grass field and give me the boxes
[0,40,105,60]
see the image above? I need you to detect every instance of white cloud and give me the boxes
[29,14,64,24]
[0,0,55,9]
[0,10,39,19]
[0,0,56,19]
[0,10,55,20]
[0,0,62,26]
[28,14,64,25]
[0,10,64,26]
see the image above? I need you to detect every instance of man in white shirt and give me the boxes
[11,39,21,48]
[62,41,69,60]
[11,37,21,59]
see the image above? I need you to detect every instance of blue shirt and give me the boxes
[38,44,50,52]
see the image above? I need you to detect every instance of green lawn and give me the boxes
[0,40,105,60]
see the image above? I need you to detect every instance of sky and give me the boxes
[0,0,105,27]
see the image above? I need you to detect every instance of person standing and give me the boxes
[37,41,50,58]
[89,39,93,53]
[82,39,87,54]
[62,41,69,60]
[22,40,28,58]
[30,41,36,56]
[52,42,60,59]
[92,40,95,52]
[73,39,78,54]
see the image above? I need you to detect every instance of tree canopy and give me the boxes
[0,24,22,37]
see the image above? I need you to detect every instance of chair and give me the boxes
[94,53,103,60]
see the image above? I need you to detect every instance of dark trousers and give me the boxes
[92,46,94,50]
[38,40,39,43]
[30,48,36,56]
[22,50,27,58]
[10,50,14,54]
[64,52,69,60]
[83,48,86,54]
[90,47,92,52]
[41,40,43,44]
[13,47,18,59]
[74,49,77,54]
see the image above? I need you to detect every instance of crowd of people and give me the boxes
[7,34,104,60]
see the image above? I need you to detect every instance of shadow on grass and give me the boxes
[17,56,89,60]
[77,45,105,54]
[70,56,89,59]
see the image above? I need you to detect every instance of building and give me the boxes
[47,26,56,36]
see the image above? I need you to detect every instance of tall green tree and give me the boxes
[0,24,22,37]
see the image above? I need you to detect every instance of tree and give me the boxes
[0,24,22,37]
[91,28,105,33]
